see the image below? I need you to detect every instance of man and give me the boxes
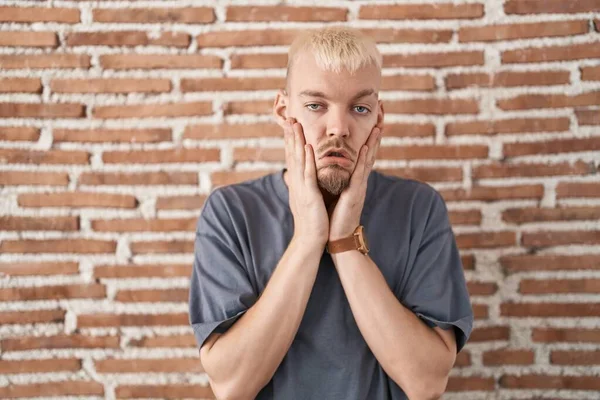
[189,26,473,400]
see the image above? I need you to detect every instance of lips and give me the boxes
[322,148,351,160]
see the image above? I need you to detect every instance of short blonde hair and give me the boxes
[285,26,382,92]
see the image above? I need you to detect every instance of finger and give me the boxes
[350,145,369,189]
[292,119,306,180]
[283,118,293,169]
[304,144,319,190]
[366,127,381,170]
[286,118,297,174]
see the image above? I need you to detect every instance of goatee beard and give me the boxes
[317,165,350,196]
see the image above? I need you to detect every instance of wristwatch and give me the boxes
[326,225,369,255]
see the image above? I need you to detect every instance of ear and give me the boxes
[273,88,289,129]
[375,100,385,134]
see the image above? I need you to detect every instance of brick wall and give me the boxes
[0,0,599,398]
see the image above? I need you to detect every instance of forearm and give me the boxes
[331,250,454,399]
[205,237,323,399]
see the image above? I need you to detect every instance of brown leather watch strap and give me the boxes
[327,235,359,254]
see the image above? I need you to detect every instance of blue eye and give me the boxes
[354,106,370,114]
[306,104,321,111]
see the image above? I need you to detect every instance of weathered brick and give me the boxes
[380,167,463,183]
[0,171,69,186]
[497,91,600,110]
[211,170,287,187]
[130,240,194,254]
[467,281,497,295]
[1,334,119,351]
[96,358,202,373]
[360,28,453,43]
[18,192,137,208]
[533,327,600,343]
[359,3,484,19]
[54,128,171,143]
[500,374,600,390]
[501,254,600,273]
[79,171,198,186]
[0,284,105,301]
[502,42,600,63]
[440,185,544,201]
[94,264,191,278]
[473,161,592,179]
[551,350,600,365]
[185,123,280,140]
[0,78,42,93]
[449,210,482,226]
[520,278,600,294]
[156,195,207,210]
[128,334,196,348]
[67,31,190,47]
[445,71,570,89]
[576,109,600,125]
[482,349,534,365]
[0,6,80,23]
[581,65,600,81]
[0,54,91,69]
[373,144,488,160]
[0,148,89,164]
[0,239,116,254]
[504,137,600,157]
[100,54,222,70]
[103,148,219,164]
[446,117,570,136]
[505,0,600,14]
[224,100,272,115]
[382,74,436,91]
[92,218,197,232]
[503,206,600,224]
[0,309,65,325]
[227,6,347,22]
[93,7,214,23]
[51,78,171,94]
[116,385,213,399]
[384,51,484,68]
[459,20,588,42]
[93,101,212,119]
[115,288,188,303]
[230,53,287,69]
[446,377,495,391]
[461,254,475,270]
[0,216,78,231]
[456,231,516,249]
[385,98,479,114]
[473,304,489,319]
[0,127,40,141]
[78,313,189,328]
[522,230,600,247]
[501,302,600,317]
[0,262,79,277]
[0,382,103,398]
[0,31,57,47]
[0,103,85,118]
[182,77,285,92]
[0,359,81,374]
[198,29,300,47]
[557,182,600,198]
[454,351,471,367]
[470,326,510,342]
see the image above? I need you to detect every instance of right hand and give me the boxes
[283,117,329,248]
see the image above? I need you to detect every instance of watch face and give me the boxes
[356,225,369,253]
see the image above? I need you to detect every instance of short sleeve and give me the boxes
[399,188,474,353]
[188,188,258,350]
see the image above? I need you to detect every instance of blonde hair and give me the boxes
[285,26,382,92]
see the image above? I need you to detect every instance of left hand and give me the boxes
[328,125,382,241]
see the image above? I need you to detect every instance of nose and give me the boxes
[326,107,350,138]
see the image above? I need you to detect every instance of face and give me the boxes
[274,50,384,195]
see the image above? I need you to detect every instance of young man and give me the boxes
[189,27,473,400]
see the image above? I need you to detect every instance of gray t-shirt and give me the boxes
[189,168,473,399]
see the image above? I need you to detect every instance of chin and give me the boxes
[317,164,351,195]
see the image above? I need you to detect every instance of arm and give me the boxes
[201,237,323,400]
[331,250,456,400]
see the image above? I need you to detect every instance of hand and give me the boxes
[328,125,382,241]
[284,117,329,248]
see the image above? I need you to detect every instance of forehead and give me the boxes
[289,51,380,99]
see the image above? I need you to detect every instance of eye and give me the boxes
[354,106,370,114]
[306,103,322,111]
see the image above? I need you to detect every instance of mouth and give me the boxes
[321,148,353,167]
[322,148,351,160]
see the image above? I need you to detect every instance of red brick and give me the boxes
[79,171,197,186]
[459,20,588,42]
[382,75,436,91]
[198,29,300,47]
[0,382,103,398]
[470,326,510,342]
[0,31,57,47]
[582,66,600,81]
[93,7,214,23]
[501,302,600,317]
[115,288,188,303]
[0,359,81,374]
[0,284,105,301]
[0,103,85,118]
[503,206,600,224]
[473,304,488,319]
[360,28,453,44]
[1,334,119,351]
[359,3,483,19]
[100,54,222,70]
[533,327,600,343]
[92,218,196,232]
[0,54,90,69]
[500,374,600,390]
[185,123,280,140]
[51,78,171,94]
[456,231,516,249]
[0,172,67,186]
[96,358,202,373]
[445,70,570,89]
[0,78,42,93]
[384,51,484,68]
[103,148,219,164]
[0,262,79,277]
[94,264,191,278]
[0,6,79,23]
[446,376,495,391]
[449,210,482,226]
[230,53,287,69]
[473,161,592,179]
[78,313,189,328]
[505,0,600,14]
[223,100,275,115]
[130,240,193,254]
[0,239,116,254]
[482,349,534,365]
[520,278,600,294]
[385,98,479,115]
[18,192,137,208]
[0,216,78,231]
[502,42,600,63]
[0,127,40,141]
[227,6,347,22]
[439,184,544,202]
[380,123,436,137]
[210,170,284,187]
[54,128,171,143]
[93,101,212,119]
[446,117,570,136]
[67,31,189,47]
[182,77,285,92]
[0,148,89,165]
[379,167,463,183]
[379,144,488,160]
[551,350,600,365]
[523,230,600,247]
[467,281,497,295]
[116,384,213,399]
[129,334,196,348]
[0,309,65,325]
[501,254,600,274]
[156,195,206,210]
[461,254,475,270]
[504,138,600,157]
[557,182,600,198]
[576,109,600,125]
[453,351,471,367]
[498,91,600,110]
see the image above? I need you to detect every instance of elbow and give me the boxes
[406,377,448,400]
[211,378,261,400]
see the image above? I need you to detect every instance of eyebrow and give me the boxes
[298,88,377,101]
